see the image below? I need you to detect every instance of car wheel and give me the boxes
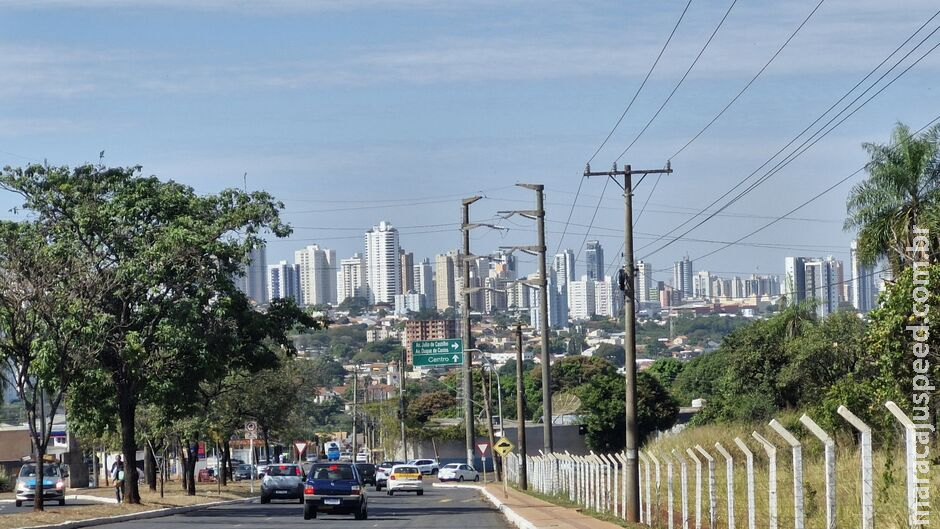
[375,484,382,491]
[298,496,304,504]
[59,499,66,506]
[260,496,270,504]
[458,476,464,482]
[14,501,22,507]
[387,490,393,496]
[354,503,366,520]
[474,475,480,482]
[417,490,424,496]
[303,502,316,520]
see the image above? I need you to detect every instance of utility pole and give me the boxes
[399,347,407,460]
[515,323,528,489]
[482,362,499,481]
[352,363,359,459]
[583,161,672,523]
[497,183,552,453]
[461,196,482,467]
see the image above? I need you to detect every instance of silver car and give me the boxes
[260,464,305,504]
[15,463,66,507]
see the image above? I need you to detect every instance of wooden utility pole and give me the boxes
[583,161,672,523]
[515,323,528,489]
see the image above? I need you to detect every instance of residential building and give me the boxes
[693,271,713,299]
[529,270,566,331]
[364,221,401,305]
[267,260,302,303]
[295,244,337,306]
[402,320,457,364]
[553,249,576,285]
[399,250,415,295]
[337,253,366,304]
[804,257,843,318]
[783,257,809,304]
[595,277,619,318]
[414,258,435,308]
[850,240,876,313]
[434,251,459,310]
[568,278,595,320]
[636,260,654,303]
[673,255,693,299]
[393,292,425,316]
[238,246,268,305]
[585,240,604,281]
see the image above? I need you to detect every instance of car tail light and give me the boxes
[417,474,423,481]
[304,486,315,495]
[55,481,65,490]
[389,475,396,480]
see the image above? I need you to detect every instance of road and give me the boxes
[94,486,509,529]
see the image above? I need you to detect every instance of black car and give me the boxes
[233,464,256,481]
[354,463,376,486]
[303,463,367,520]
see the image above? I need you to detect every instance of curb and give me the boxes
[433,483,537,529]
[16,496,257,529]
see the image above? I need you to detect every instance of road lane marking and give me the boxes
[439,498,453,503]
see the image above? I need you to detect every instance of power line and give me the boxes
[586,0,695,165]
[614,0,739,162]
[668,0,829,159]
[572,173,611,263]
[638,14,940,259]
[551,171,585,258]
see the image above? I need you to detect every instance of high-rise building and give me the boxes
[568,278,595,321]
[433,252,458,310]
[673,255,693,299]
[850,240,876,313]
[267,260,301,304]
[414,258,435,308]
[393,292,425,316]
[585,241,604,281]
[636,260,654,303]
[238,246,268,305]
[337,253,366,304]
[364,221,400,305]
[399,250,415,295]
[804,257,843,318]
[402,320,457,364]
[783,257,809,304]
[295,244,337,306]
[553,249,576,286]
[530,270,566,331]
[694,271,713,299]
[594,277,619,318]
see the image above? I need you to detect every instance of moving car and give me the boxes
[386,464,423,496]
[303,462,368,520]
[374,460,403,492]
[233,464,256,481]
[15,463,66,507]
[260,464,305,504]
[437,463,479,482]
[408,458,440,475]
[354,463,376,486]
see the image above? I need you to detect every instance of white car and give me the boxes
[437,463,480,481]
[407,458,439,475]
[437,463,479,483]
[386,464,424,496]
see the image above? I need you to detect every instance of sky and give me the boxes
[1,0,938,283]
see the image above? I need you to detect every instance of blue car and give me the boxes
[303,463,367,520]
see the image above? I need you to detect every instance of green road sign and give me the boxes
[412,339,463,367]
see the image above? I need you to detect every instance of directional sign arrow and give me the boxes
[452,354,459,362]
[451,342,460,350]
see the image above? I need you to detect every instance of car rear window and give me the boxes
[443,464,460,469]
[19,464,60,478]
[266,465,302,477]
[311,465,355,480]
[394,466,419,474]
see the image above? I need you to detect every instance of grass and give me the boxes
[515,485,635,528]
[0,481,256,529]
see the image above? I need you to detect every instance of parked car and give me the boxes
[15,463,66,507]
[408,458,439,475]
[374,460,403,492]
[260,464,305,504]
[438,463,479,482]
[354,463,376,486]
[233,464,257,481]
[386,464,423,496]
[355,451,369,463]
[256,460,270,478]
[303,462,368,520]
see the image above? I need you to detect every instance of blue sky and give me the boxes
[1,0,938,281]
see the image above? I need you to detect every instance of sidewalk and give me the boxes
[437,482,629,529]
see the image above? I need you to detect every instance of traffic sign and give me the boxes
[294,442,307,456]
[412,339,463,367]
[493,437,514,456]
[244,421,258,440]
[477,442,489,456]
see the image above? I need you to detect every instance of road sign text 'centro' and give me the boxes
[412,339,464,367]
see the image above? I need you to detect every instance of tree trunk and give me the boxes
[185,441,198,496]
[263,430,270,463]
[221,439,232,487]
[118,395,141,503]
[144,442,157,491]
[33,443,46,512]
[178,439,187,491]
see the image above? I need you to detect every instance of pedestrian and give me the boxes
[112,456,124,502]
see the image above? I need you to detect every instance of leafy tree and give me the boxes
[646,358,685,390]
[407,390,457,424]
[595,343,625,366]
[845,122,940,273]
[578,372,678,452]
[0,164,289,503]
[670,349,729,407]
[337,297,369,316]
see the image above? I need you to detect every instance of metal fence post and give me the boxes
[769,420,804,529]
[837,405,872,529]
[686,448,703,529]
[886,401,920,527]
[672,449,690,529]
[734,438,756,529]
[695,446,716,529]
[714,443,734,529]
[752,432,778,529]
[799,415,835,529]
[666,452,675,529]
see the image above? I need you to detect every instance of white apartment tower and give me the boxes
[434,252,459,310]
[295,244,337,306]
[636,260,653,303]
[414,258,435,308]
[267,260,301,304]
[337,253,366,304]
[568,278,595,320]
[364,221,401,305]
[673,255,693,299]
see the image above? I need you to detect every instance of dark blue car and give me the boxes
[303,463,367,520]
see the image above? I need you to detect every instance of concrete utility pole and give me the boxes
[352,363,359,459]
[583,162,672,523]
[399,347,407,460]
[498,183,552,453]
[461,196,482,466]
[515,323,528,489]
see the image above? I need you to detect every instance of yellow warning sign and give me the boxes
[493,437,514,456]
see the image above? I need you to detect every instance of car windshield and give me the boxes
[311,464,355,480]
[356,464,375,472]
[19,464,60,478]
[394,466,419,475]
[237,464,252,471]
[266,465,302,477]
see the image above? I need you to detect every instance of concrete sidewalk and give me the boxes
[436,482,629,529]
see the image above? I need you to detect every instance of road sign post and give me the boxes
[245,421,257,494]
[412,339,464,367]
[294,442,307,462]
[493,437,515,498]
[478,442,490,483]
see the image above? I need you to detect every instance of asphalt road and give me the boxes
[93,486,509,529]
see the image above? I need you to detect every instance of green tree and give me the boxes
[845,122,940,273]
[595,343,625,366]
[578,372,678,452]
[646,358,685,390]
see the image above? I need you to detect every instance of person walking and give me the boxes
[111,456,125,502]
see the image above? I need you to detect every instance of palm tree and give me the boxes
[845,122,940,273]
